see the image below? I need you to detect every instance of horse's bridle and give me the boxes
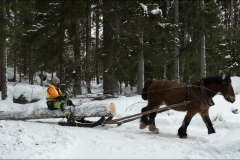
[219,77,231,100]
[199,78,214,106]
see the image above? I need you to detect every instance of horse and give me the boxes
[140,74,235,138]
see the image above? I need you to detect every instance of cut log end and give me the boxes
[109,103,116,116]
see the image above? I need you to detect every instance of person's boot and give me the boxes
[66,113,75,122]
[68,100,76,107]
[60,103,74,122]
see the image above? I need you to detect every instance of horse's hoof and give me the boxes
[148,125,159,134]
[140,121,147,129]
[179,135,187,139]
[208,130,216,134]
[152,129,159,134]
[178,132,187,138]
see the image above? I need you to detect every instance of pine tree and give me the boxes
[0,0,7,100]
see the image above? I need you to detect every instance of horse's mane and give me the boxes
[191,75,226,85]
[202,75,223,84]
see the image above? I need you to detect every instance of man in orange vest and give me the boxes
[46,76,76,122]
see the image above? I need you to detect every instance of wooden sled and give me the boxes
[57,103,116,128]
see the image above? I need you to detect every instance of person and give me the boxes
[46,76,75,122]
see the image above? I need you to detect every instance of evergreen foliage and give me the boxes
[1,0,239,96]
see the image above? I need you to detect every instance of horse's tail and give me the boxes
[142,80,153,100]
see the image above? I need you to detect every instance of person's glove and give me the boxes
[56,96,65,100]
[63,95,68,99]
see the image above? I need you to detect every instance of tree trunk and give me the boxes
[230,0,236,76]
[164,0,170,80]
[200,35,206,77]
[103,0,114,95]
[40,69,43,86]
[13,1,17,82]
[73,18,82,95]
[200,0,206,77]
[57,19,65,87]
[174,0,179,82]
[0,103,116,120]
[13,50,17,82]
[29,44,34,84]
[95,4,100,84]
[22,45,27,76]
[137,51,144,94]
[19,42,22,82]
[0,0,7,100]
[0,0,2,91]
[86,0,92,94]
[113,0,120,95]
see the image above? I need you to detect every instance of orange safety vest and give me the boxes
[46,85,63,102]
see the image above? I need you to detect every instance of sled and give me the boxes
[58,101,191,128]
[57,106,115,128]
[58,116,107,128]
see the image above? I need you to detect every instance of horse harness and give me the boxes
[148,79,215,108]
[185,78,214,108]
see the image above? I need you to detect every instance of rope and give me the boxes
[103,101,190,125]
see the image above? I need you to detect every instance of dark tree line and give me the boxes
[0,0,239,100]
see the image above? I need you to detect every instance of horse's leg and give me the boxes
[148,112,159,134]
[140,106,150,129]
[200,109,216,134]
[140,101,162,130]
[178,110,196,138]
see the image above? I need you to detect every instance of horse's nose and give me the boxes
[226,96,235,103]
[229,99,235,103]
[229,97,235,103]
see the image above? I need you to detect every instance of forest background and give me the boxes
[0,0,239,100]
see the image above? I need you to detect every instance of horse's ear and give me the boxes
[222,74,226,80]
[223,74,231,83]
[227,73,231,78]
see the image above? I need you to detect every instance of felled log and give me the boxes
[0,102,116,120]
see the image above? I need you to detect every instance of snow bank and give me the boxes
[231,76,240,95]
[13,84,47,101]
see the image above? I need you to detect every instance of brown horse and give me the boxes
[140,74,235,138]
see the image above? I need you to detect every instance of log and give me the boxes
[0,102,116,120]
[74,102,116,118]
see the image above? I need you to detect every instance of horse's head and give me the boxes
[220,74,235,103]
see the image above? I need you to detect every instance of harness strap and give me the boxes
[199,78,214,106]
[185,84,191,108]
[56,88,62,95]
[161,79,165,86]
[188,96,206,104]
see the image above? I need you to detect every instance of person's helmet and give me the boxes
[52,76,60,84]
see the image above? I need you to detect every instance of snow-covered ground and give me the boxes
[1,77,240,159]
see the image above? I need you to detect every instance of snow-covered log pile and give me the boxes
[12,84,45,104]
[0,102,116,120]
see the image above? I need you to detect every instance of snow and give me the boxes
[140,3,148,15]
[157,22,171,28]
[12,84,46,101]
[1,76,240,159]
[151,7,162,15]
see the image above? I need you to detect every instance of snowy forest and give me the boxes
[1,1,240,158]
[0,0,240,100]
